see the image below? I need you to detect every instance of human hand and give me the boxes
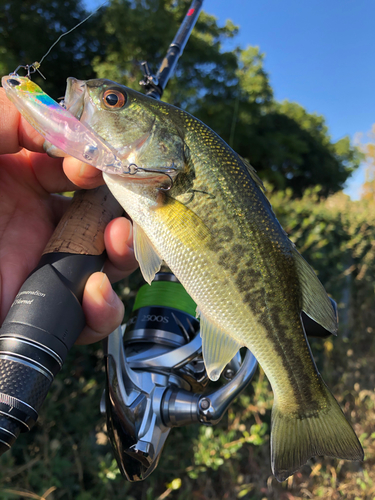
[0,87,138,344]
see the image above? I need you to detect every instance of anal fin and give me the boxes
[198,308,242,381]
[133,221,162,285]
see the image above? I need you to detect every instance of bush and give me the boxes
[1,188,375,499]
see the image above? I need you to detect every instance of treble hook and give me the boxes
[124,163,177,191]
[11,62,46,80]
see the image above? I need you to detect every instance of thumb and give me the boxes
[76,272,124,345]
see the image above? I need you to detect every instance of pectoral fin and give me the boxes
[293,248,338,335]
[198,308,242,381]
[133,221,162,285]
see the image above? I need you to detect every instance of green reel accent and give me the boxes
[133,281,197,317]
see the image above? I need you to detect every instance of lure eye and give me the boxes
[8,78,21,87]
[103,89,126,109]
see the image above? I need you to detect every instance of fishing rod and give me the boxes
[140,0,203,99]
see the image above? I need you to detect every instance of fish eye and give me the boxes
[103,89,126,109]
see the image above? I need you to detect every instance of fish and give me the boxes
[3,75,364,481]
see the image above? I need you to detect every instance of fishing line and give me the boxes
[38,2,108,67]
[12,1,108,78]
[133,281,197,317]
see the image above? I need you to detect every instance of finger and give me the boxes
[103,217,138,282]
[0,149,80,198]
[76,272,124,345]
[0,88,45,154]
[28,152,79,194]
[63,155,105,189]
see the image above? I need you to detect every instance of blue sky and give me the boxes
[88,0,374,198]
[202,0,375,199]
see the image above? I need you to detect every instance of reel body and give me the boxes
[102,272,258,481]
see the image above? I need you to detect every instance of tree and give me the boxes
[90,1,362,196]
[0,0,106,96]
[91,0,240,108]
[243,101,362,197]
[0,0,361,194]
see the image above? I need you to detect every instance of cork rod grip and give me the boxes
[43,186,124,255]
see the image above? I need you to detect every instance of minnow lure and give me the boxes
[1,75,132,175]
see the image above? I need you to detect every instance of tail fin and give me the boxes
[271,381,364,482]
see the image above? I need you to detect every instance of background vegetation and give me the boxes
[1,0,374,499]
[0,0,362,195]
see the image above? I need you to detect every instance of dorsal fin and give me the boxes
[239,155,266,193]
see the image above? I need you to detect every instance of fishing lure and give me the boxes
[1,3,176,185]
[1,74,135,175]
[0,4,132,174]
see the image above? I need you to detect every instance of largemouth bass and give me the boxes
[4,75,363,481]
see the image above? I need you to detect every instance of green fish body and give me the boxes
[63,78,363,481]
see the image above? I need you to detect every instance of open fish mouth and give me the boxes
[43,77,88,158]
[63,77,86,120]
[63,78,152,164]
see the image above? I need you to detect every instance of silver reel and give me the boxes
[101,273,258,481]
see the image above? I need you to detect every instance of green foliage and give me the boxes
[91,0,240,108]
[0,0,361,193]
[0,0,106,97]
[2,190,375,499]
[218,100,361,197]
[268,186,375,339]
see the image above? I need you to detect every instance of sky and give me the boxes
[87,0,375,199]
[201,0,375,199]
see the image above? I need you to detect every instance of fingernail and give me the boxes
[126,222,133,247]
[79,161,102,179]
[100,274,121,307]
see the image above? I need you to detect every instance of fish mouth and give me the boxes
[63,77,86,119]
[61,78,168,182]
[63,77,152,160]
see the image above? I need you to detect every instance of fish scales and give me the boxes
[6,76,361,481]
[170,111,324,411]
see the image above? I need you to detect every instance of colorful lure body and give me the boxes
[1,75,129,175]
